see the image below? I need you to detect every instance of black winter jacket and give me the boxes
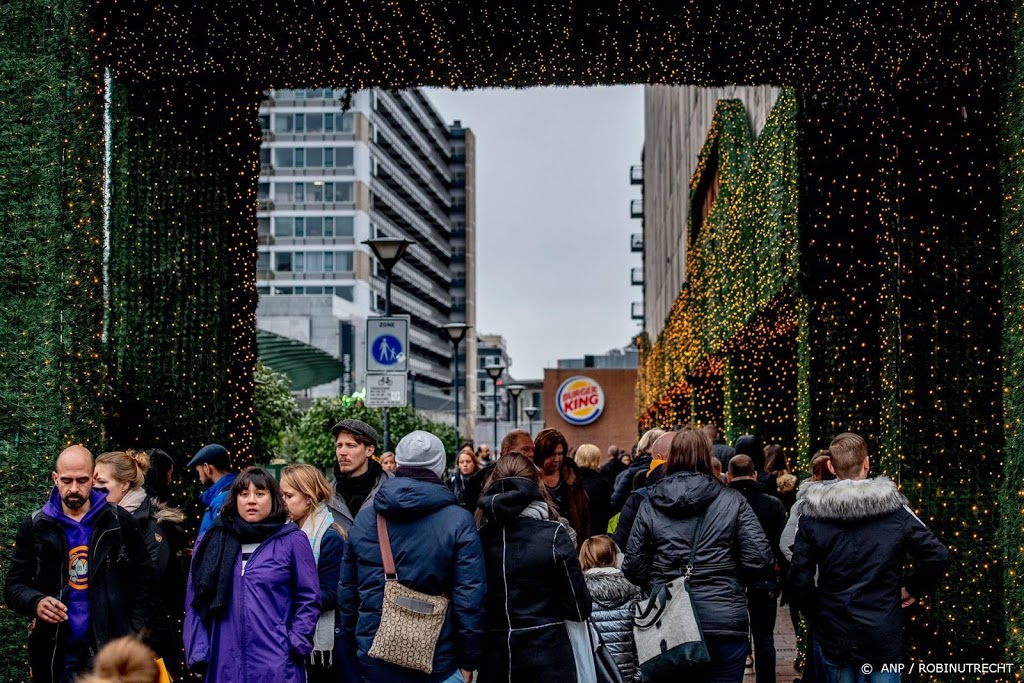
[728,479,787,584]
[612,466,666,552]
[4,502,155,683]
[611,455,652,512]
[621,471,772,638]
[578,467,613,535]
[132,496,187,672]
[585,568,643,682]
[789,477,950,666]
[477,476,592,683]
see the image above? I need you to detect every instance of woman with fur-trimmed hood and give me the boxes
[580,536,643,682]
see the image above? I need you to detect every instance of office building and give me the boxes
[255,88,476,421]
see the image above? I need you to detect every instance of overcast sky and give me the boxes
[426,86,645,380]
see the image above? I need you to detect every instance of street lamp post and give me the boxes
[485,363,505,452]
[524,406,539,436]
[364,237,415,452]
[506,384,525,429]
[443,323,471,448]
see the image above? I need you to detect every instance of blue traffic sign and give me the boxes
[373,335,403,366]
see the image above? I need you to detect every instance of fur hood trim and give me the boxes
[584,568,643,608]
[799,477,906,521]
[153,500,185,524]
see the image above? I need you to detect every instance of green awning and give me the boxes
[257,329,343,391]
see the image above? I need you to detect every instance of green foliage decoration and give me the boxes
[637,90,801,455]
[253,362,301,464]
[0,0,105,677]
[291,397,457,469]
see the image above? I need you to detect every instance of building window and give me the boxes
[256,252,270,271]
[274,252,292,272]
[272,251,353,273]
[272,147,354,169]
[273,182,354,204]
[258,182,270,200]
[273,112,354,134]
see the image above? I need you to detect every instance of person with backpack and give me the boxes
[338,431,486,683]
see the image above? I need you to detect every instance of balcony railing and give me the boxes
[631,233,643,252]
[630,199,643,219]
[631,302,644,320]
[630,165,643,185]
[630,267,643,286]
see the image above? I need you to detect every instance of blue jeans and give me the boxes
[62,642,94,683]
[819,649,901,683]
[703,635,749,683]
[441,671,465,683]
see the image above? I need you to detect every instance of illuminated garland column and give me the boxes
[798,88,1004,663]
[1001,10,1024,665]
[106,80,261,468]
[0,0,105,675]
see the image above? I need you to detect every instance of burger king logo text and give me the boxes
[555,376,605,426]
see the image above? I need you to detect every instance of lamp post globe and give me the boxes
[506,384,526,429]
[485,363,505,451]
[524,405,539,436]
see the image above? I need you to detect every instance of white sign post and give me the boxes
[365,373,408,408]
[366,317,410,373]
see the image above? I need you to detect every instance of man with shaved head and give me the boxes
[4,445,154,682]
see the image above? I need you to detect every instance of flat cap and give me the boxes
[331,419,380,449]
[187,443,231,470]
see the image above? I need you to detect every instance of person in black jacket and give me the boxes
[727,455,787,683]
[610,428,665,512]
[612,431,673,550]
[622,427,772,683]
[733,434,778,496]
[94,450,185,676]
[571,443,614,535]
[4,446,155,683]
[476,453,592,682]
[789,432,950,680]
[580,535,643,682]
[460,429,535,513]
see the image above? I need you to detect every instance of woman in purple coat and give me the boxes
[185,468,320,682]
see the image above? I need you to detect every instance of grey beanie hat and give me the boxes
[395,430,447,479]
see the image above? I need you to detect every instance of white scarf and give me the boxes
[301,503,337,662]
[118,488,148,513]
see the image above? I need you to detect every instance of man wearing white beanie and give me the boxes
[338,430,486,683]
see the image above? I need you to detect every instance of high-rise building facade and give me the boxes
[256,88,476,423]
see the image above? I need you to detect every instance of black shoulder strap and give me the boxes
[685,513,707,572]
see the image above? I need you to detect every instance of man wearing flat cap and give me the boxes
[327,419,391,531]
[188,444,237,537]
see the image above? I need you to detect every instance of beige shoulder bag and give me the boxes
[367,513,450,673]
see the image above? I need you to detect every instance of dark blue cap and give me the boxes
[187,443,231,470]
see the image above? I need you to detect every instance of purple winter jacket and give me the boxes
[184,523,321,682]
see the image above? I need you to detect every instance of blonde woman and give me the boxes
[279,464,354,683]
[94,450,186,676]
[574,444,614,534]
[580,536,643,682]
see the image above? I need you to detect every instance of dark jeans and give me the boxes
[748,587,777,683]
[62,642,95,683]
[701,635,749,683]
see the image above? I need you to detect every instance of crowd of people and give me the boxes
[3,421,950,683]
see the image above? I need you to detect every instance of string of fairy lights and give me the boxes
[0,0,1012,678]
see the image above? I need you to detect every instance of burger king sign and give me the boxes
[556,376,606,426]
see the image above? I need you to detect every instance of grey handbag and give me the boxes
[632,513,711,680]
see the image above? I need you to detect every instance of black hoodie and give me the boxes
[621,471,772,639]
[476,477,592,683]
